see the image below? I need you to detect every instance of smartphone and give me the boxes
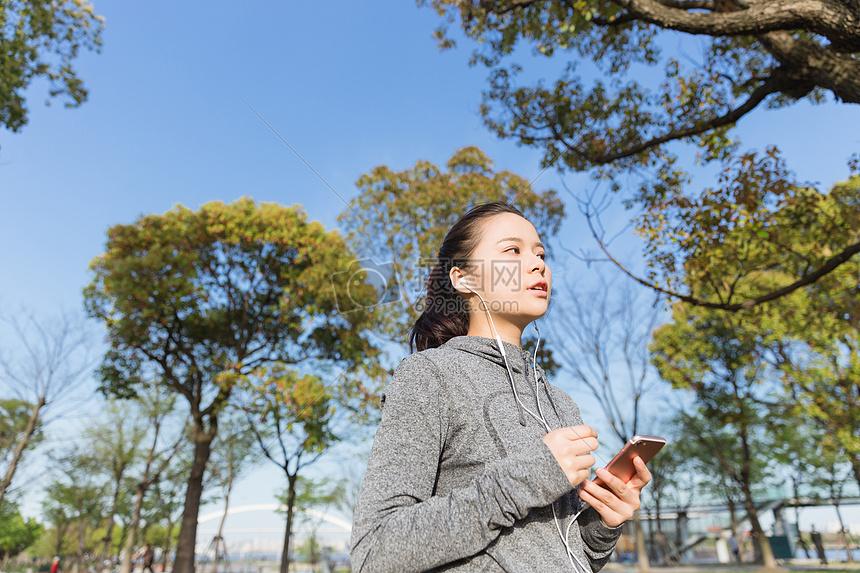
[591,435,666,487]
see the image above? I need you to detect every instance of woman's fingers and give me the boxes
[578,457,651,528]
[626,456,653,490]
[542,425,599,487]
[577,485,627,528]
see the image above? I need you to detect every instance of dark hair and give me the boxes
[409,202,526,352]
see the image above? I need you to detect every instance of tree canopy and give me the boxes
[425,0,859,174]
[650,301,784,567]
[422,1,860,310]
[339,146,566,345]
[0,0,104,132]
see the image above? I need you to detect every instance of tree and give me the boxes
[275,476,344,569]
[0,311,95,507]
[651,302,784,569]
[119,389,185,573]
[666,409,763,562]
[40,490,75,559]
[44,448,109,573]
[427,0,860,165]
[80,401,148,563]
[83,197,381,573]
[143,458,191,573]
[0,399,44,477]
[338,146,566,347]
[422,1,860,309]
[638,441,689,565]
[808,444,856,562]
[0,0,104,132]
[242,369,340,573]
[0,501,43,568]
[333,455,368,521]
[762,263,860,490]
[549,272,663,442]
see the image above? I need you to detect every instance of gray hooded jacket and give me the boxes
[350,335,622,572]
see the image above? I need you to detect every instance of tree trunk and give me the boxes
[53,519,67,558]
[279,474,298,573]
[163,519,175,573]
[75,520,88,573]
[740,484,778,569]
[674,510,686,563]
[0,396,45,506]
[173,421,216,573]
[647,509,658,563]
[791,479,811,559]
[100,474,124,563]
[212,484,232,573]
[851,455,860,493]
[634,509,650,573]
[121,484,147,573]
[834,504,854,562]
[727,498,743,562]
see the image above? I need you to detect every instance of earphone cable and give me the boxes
[464,278,597,572]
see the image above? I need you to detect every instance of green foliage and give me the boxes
[142,459,189,539]
[0,0,104,132]
[84,196,382,413]
[0,501,43,558]
[275,475,343,517]
[650,302,783,483]
[241,368,338,460]
[422,0,850,177]
[40,448,108,562]
[636,158,860,304]
[144,523,179,549]
[339,146,566,345]
[762,269,860,480]
[206,410,258,494]
[422,3,859,311]
[0,399,42,465]
[78,198,386,568]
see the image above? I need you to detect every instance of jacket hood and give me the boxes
[441,335,533,373]
[441,334,556,427]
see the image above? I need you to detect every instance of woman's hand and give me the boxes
[542,425,599,487]
[577,455,652,528]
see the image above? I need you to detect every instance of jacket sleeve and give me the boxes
[578,506,624,572]
[350,353,575,573]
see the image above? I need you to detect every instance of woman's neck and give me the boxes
[466,316,523,347]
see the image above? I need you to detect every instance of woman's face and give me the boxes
[458,212,551,329]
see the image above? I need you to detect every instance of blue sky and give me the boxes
[2,0,859,548]
[1,1,857,311]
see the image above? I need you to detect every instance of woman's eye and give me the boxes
[538,253,546,260]
[506,246,520,254]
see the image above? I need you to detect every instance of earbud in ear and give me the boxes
[458,278,476,293]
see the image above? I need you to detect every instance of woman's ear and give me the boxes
[450,267,470,294]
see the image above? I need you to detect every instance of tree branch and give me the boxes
[614,0,860,49]
[584,209,860,310]
[552,76,779,164]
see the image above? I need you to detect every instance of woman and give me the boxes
[350,202,651,572]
